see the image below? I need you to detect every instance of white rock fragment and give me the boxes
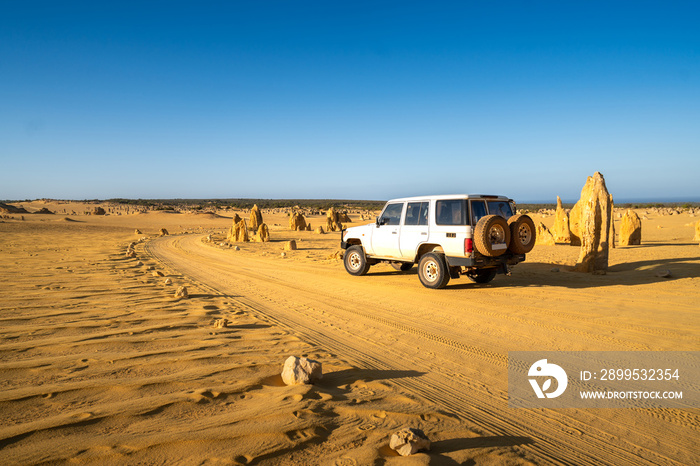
[175,286,189,299]
[281,356,322,386]
[164,278,172,285]
[213,318,228,328]
[389,427,431,456]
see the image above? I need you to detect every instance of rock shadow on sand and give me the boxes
[321,368,426,388]
[376,435,534,465]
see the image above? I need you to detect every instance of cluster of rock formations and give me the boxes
[226,205,270,242]
[543,172,644,273]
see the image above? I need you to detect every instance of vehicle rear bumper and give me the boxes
[446,253,525,268]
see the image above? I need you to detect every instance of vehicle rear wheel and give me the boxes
[344,245,370,276]
[474,215,511,257]
[391,261,413,272]
[468,269,497,284]
[418,253,450,289]
[507,214,536,254]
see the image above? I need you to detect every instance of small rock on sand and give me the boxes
[327,250,344,260]
[164,278,172,285]
[655,269,672,278]
[389,428,431,456]
[159,228,169,236]
[213,318,229,328]
[284,240,297,251]
[281,356,322,385]
[175,286,189,299]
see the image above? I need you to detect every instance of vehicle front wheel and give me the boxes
[418,253,450,289]
[344,245,370,276]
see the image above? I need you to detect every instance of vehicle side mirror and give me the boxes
[376,217,382,227]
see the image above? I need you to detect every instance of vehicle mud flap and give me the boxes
[449,266,461,279]
[499,263,511,276]
[340,228,347,249]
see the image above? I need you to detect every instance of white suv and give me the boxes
[340,194,535,289]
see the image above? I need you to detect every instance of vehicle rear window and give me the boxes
[404,202,429,226]
[436,200,468,225]
[471,200,487,225]
[379,203,404,225]
[487,201,514,219]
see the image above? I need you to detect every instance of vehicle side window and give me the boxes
[471,201,487,225]
[379,203,404,226]
[405,202,429,226]
[487,201,513,219]
[436,200,467,225]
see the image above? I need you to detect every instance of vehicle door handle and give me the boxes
[392,231,397,234]
[421,232,427,235]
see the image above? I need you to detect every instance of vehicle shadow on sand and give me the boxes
[444,255,700,289]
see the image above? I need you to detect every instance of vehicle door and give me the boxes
[399,201,429,260]
[371,202,404,258]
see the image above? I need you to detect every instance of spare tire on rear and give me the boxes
[507,214,536,254]
[474,215,510,257]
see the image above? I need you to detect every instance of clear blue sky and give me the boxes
[1,1,698,202]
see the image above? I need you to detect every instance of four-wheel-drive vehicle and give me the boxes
[340,194,536,289]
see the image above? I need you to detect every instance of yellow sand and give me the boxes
[0,201,698,465]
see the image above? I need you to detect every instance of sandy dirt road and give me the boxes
[147,233,698,465]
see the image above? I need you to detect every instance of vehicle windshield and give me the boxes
[379,203,404,225]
